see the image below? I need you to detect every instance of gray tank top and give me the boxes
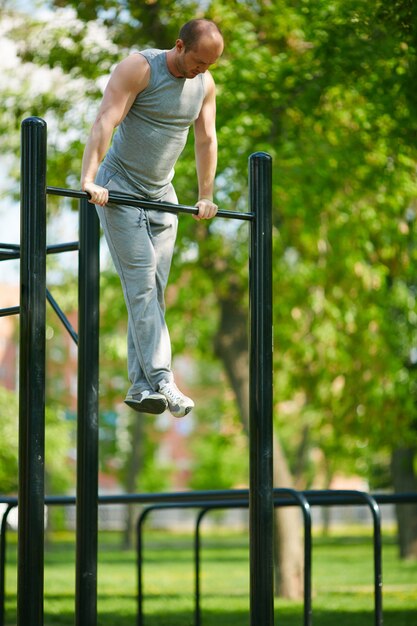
[104,49,206,199]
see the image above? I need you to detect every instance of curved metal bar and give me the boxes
[136,503,200,626]
[194,490,312,626]
[306,489,383,626]
[360,492,383,626]
[0,489,413,626]
[136,500,247,626]
[194,503,247,626]
[136,505,160,626]
[274,488,312,626]
[46,186,254,221]
[0,504,17,626]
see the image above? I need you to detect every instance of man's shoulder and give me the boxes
[135,48,165,63]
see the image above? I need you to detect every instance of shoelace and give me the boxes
[161,383,182,403]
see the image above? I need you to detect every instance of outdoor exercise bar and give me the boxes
[19,116,47,626]
[1,491,417,626]
[18,116,273,626]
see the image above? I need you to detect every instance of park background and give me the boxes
[0,0,417,620]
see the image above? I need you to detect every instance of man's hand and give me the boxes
[194,198,218,221]
[83,181,109,207]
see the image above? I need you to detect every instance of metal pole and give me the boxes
[46,186,254,222]
[361,493,383,626]
[18,116,47,626]
[0,504,17,626]
[75,197,100,626]
[248,152,274,626]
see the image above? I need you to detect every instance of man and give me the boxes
[81,19,224,417]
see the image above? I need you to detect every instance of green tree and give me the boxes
[2,0,417,595]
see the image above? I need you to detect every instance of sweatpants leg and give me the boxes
[95,166,178,393]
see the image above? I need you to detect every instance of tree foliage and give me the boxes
[1,0,417,542]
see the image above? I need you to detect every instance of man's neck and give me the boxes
[165,49,183,78]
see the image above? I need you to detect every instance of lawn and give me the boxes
[3,524,417,625]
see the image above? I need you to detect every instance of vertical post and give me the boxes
[19,116,47,626]
[248,152,274,626]
[75,197,100,626]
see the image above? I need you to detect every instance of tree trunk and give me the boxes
[215,293,304,599]
[213,290,250,432]
[273,436,305,599]
[391,447,417,559]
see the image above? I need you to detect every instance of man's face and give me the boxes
[175,36,224,78]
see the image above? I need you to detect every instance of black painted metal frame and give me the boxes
[1,491,416,626]
[15,116,273,626]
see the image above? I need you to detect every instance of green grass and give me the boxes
[3,527,417,625]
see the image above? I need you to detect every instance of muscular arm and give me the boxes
[81,54,150,205]
[193,71,218,220]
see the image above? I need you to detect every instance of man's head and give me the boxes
[173,19,224,79]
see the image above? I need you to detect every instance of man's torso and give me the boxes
[103,49,206,199]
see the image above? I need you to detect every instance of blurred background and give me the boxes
[0,0,416,600]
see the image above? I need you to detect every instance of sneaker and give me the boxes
[158,380,194,418]
[124,390,168,415]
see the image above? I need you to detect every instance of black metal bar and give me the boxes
[136,501,238,626]
[46,186,254,221]
[0,242,78,261]
[194,508,206,626]
[362,493,383,626]
[278,489,312,626]
[0,307,20,317]
[136,504,194,626]
[4,487,410,512]
[0,243,20,250]
[0,489,414,626]
[0,244,19,261]
[75,196,100,626]
[0,252,20,260]
[248,152,273,626]
[18,116,47,626]
[194,489,312,626]
[46,288,78,345]
[102,488,250,507]
[136,506,155,626]
[81,488,417,508]
[0,505,17,626]
[306,490,383,625]
[194,503,248,626]
[47,242,79,254]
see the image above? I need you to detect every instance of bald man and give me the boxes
[81,19,224,417]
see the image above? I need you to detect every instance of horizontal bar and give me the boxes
[0,242,78,262]
[47,242,79,254]
[0,243,20,261]
[46,186,254,222]
[0,244,20,250]
[0,251,20,261]
[0,490,416,509]
[0,306,20,317]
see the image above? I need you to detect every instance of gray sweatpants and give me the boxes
[95,164,178,395]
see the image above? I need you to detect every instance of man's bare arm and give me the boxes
[193,71,218,220]
[81,54,150,205]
